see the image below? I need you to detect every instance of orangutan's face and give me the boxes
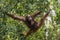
[26,15,33,21]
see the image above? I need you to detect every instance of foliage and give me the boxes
[0,0,60,40]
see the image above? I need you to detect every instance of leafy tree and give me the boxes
[0,0,60,40]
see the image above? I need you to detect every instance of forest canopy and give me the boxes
[0,0,60,40]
